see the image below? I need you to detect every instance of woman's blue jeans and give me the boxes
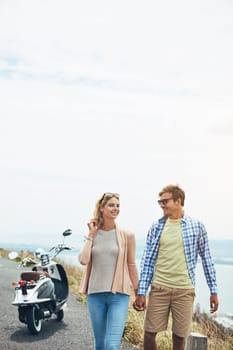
[87,292,129,350]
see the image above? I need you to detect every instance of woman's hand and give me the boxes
[87,219,98,238]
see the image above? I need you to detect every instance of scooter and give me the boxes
[9,228,73,334]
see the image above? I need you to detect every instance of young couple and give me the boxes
[78,185,219,350]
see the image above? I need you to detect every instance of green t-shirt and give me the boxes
[153,218,193,288]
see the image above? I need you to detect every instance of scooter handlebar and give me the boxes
[48,245,74,259]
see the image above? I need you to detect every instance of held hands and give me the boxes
[210,294,219,313]
[133,296,146,312]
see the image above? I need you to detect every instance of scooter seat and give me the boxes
[21,271,50,281]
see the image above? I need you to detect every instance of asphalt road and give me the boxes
[0,257,138,350]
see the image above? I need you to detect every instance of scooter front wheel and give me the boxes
[27,305,42,334]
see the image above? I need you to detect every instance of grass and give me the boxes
[63,261,233,350]
[1,248,232,350]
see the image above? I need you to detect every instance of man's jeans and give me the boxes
[87,292,129,350]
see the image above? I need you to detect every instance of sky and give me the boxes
[0,0,233,248]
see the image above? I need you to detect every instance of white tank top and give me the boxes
[88,229,119,294]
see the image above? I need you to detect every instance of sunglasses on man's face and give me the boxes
[157,198,174,206]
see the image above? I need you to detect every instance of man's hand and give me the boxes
[133,295,146,311]
[210,294,219,313]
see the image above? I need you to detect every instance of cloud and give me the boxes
[0,0,233,243]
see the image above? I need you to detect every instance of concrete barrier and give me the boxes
[185,332,207,350]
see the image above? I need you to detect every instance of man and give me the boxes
[133,184,219,350]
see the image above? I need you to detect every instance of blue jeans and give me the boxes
[87,292,129,350]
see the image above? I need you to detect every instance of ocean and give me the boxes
[2,239,233,328]
[60,250,233,313]
[58,239,233,329]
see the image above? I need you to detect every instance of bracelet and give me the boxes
[84,235,93,241]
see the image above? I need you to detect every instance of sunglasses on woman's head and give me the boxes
[101,192,120,201]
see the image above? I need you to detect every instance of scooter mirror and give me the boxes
[63,229,72,237]
[8,251,18,260]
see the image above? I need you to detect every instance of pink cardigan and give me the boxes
[78,226,139,295]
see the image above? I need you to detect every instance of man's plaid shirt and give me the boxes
[137,214,218,295]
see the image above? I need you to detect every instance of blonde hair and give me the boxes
[159,184,185,206]
[93,193,119,228]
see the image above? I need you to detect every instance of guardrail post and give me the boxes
[185,332,207,350]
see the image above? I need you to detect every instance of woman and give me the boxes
[79,192,138,350]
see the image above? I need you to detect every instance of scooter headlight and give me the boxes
[40,254,50,266]
[35,248,45,259]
